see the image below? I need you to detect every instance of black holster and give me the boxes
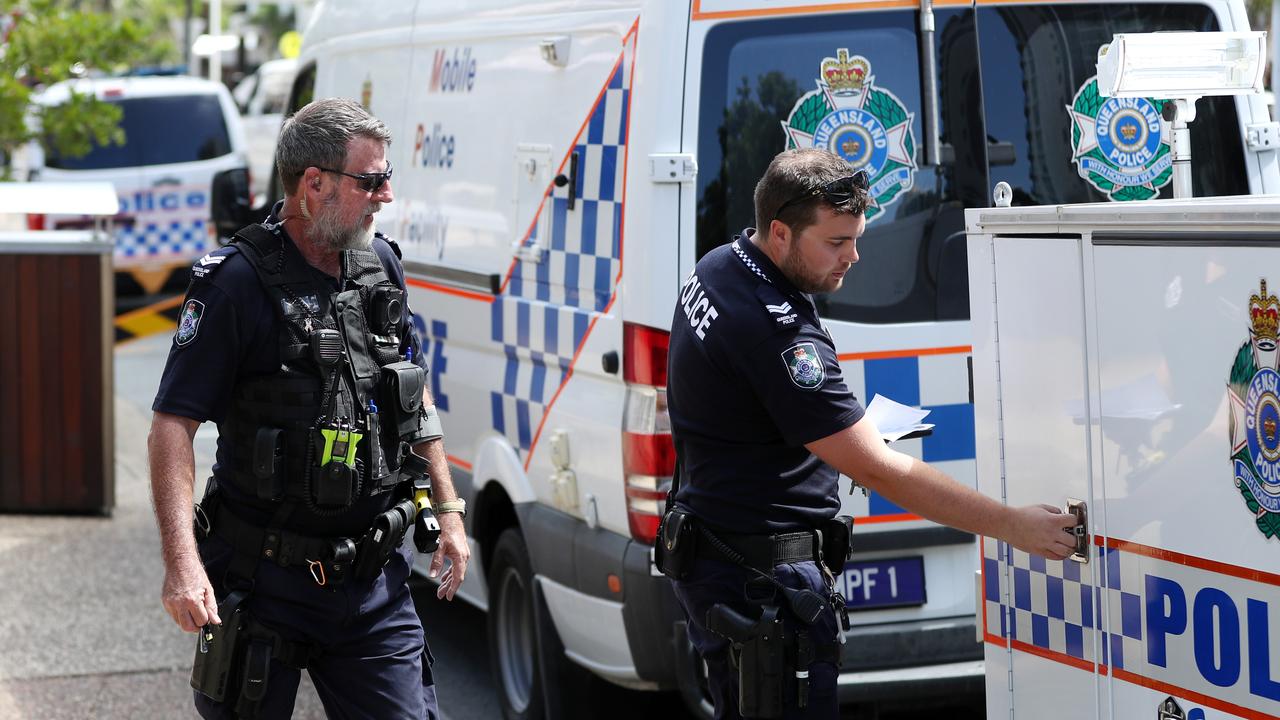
[820,515,854,576]
[654,505,697,580]
[190,590,313,718]
[706,603,787,719]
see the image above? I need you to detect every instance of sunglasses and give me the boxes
[316,161,393,193]
[772,171,869,222]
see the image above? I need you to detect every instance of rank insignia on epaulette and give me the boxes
[191,252,226,279]
[766,300,798,327]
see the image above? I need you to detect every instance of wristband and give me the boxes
[434,498,466,518]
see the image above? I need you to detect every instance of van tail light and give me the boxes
[622,323,673,545]
[26,213,45,230]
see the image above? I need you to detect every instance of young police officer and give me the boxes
[664,148,1077,719]
[149,98,469,718]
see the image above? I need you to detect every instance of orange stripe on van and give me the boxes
[447,455,473,472]
[1097,534,1280,587]
[692,0,999,20]
[836,345,971,362]
[855,512,923,524]
[405,277,495,303]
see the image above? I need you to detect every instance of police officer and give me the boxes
[664,148,1076,719]
[149,98,469,719]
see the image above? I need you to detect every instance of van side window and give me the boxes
[696,11,985,324]
[267,64,317,207]
[978,3,1247,205]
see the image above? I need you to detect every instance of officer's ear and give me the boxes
[767,218,793,247]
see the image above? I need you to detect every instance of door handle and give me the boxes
[1066,498,1089,563]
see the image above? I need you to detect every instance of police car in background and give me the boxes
[27,75,249,296]
[232,58,296,209]
[290,1,1279,718]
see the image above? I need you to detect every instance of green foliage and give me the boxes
[0,0,150,177]
[697,71,804,251]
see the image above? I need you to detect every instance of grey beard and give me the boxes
[312,200,375,252]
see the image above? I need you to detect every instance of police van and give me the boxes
[290,1,1279,716]
[968,196,1280,720]
[27,75,249,295]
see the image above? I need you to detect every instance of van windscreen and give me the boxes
[46,94,232,170]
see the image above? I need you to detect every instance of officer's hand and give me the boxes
[431,511,470,601]
[1006,504,1078,561]
[161,553,221,633]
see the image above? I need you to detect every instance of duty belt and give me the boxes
[696,527,820,574]
[196,487,402,587]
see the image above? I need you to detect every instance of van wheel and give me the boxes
[488,528,544,720]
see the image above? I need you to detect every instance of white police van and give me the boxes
[291,1,1279,716]
[968,196,1280,720]
[28,75,249,295]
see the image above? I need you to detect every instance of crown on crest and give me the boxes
[1119,124,1138,141]
[822,49,869,95]
[1250,278,1279,341]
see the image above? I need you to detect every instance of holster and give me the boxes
[820,515,854,576]
[654,505,697,581]
[706,603,787,719]
[190,590,250,703]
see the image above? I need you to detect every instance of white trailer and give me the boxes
[968,196,1280,720]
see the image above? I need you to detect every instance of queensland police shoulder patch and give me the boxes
[782,341,825,390]
[175,299,205,346]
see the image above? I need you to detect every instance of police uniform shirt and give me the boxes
[667,229,864,533]
[152,203,427,535]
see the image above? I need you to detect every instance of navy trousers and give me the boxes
[194,534,439,719]
[672,556,841,720]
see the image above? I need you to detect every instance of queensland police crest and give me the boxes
[1227,278,1280,541]
[1068,76,1173,202]
[782,342,825,390]
[781,49,916,223]
[175,299,205,347]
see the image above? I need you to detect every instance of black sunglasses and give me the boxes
[772,171,869,222]
[315,161,393,193]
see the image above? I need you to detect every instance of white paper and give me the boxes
[863,394,934,442]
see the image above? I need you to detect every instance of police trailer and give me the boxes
[286,1,1280,716]
[967,30,1280,720]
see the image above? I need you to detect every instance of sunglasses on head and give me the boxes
[772,170,869,222]
[315,160,393,193]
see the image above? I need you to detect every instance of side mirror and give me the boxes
[210,167,252,244]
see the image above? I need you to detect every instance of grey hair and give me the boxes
[275,98,392,195]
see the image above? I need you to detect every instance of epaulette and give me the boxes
[755,284,800,329]
[378,232,403,260]
[190,244,240,281]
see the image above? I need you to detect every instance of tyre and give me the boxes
[487,528,543,720]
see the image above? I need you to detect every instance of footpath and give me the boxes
[0,332,328,719]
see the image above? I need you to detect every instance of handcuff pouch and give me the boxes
[654,506,697,581]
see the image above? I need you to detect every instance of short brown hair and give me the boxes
[753,148,868,234]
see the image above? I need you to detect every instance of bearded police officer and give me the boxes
[660,148,1076,720]
[149,98,468,719]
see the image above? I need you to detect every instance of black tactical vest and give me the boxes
[219,223,425,518]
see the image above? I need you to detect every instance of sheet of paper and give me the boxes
[863,394,934,442]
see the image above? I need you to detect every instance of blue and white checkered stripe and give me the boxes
[490,42,632,454]
[842,352,976,516]
[117,218,211,261]
[983,537,1143,669]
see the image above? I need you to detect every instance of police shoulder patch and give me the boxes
[175,299,205,346]
[781,341,825,390]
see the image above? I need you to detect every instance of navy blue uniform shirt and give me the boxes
[667,229,864,533]
[152,204,426,535]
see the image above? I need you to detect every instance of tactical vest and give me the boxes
[220,223,427,518]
